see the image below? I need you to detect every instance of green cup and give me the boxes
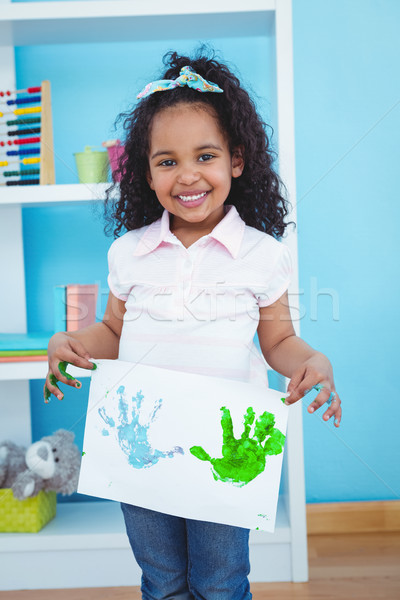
[74,146,109,183]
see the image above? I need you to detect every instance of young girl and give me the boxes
[46,50,341,600]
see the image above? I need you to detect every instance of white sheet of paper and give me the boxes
[78,359,289,532]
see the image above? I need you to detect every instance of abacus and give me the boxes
[0,80,55,186]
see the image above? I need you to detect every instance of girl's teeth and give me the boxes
[178,192,207,202]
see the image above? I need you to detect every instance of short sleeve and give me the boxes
[107,237,131,301]
[256,243,292,308]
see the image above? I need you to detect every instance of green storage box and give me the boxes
[0,489,56,532]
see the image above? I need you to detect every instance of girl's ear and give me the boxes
[146,169,155,190]
[231,146,245,178]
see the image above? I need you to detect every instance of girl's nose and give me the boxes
[176,164,200,185]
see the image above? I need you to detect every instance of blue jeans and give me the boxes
[121,503,252,600]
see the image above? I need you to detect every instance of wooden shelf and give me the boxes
[0,0,275,46]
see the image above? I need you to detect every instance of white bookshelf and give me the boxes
[0,500,294,589]
[0,358,90,382]
[0,0,308,590]
[0,182,109,207]
[0,1,275,45]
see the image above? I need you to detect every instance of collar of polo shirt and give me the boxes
[133,205,246,259]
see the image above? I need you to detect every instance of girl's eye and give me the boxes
[199,154,214,162]
[159,159,175,167]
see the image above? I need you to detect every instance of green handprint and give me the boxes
[190,406,285,487]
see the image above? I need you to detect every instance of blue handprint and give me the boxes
[99,385,183,469]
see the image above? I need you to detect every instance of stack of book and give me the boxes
[0,285,98,365]
[0,333,52,363]
[54,284,98,332]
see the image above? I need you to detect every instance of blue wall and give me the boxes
[14,0,400,503]
[292,0,400,501]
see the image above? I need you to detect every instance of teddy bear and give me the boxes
[0,429,81,500]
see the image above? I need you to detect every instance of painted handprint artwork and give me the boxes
[190,407,285,487]
[98,385,184,469]
[78,360,289,532]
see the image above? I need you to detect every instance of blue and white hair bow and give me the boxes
[137,66,223,99]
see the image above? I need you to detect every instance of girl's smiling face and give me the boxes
[147,103,244,232]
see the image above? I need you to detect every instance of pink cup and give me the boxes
[106,143,125,182]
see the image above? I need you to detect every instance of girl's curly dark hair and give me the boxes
[105,48,291,239]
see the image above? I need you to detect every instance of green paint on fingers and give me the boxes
[58,361,75,381]
[45,373,63,403]
[58,360,82,388]
[190,406,285,487]
[44,386,51,403]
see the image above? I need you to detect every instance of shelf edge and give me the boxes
[0,0,276,21]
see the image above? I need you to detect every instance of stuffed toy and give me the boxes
[0,429,81,500]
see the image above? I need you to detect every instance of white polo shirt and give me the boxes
[108,205,292,387]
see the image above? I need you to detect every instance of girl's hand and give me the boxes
[285,353,342,427]
[44,332,95,403]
